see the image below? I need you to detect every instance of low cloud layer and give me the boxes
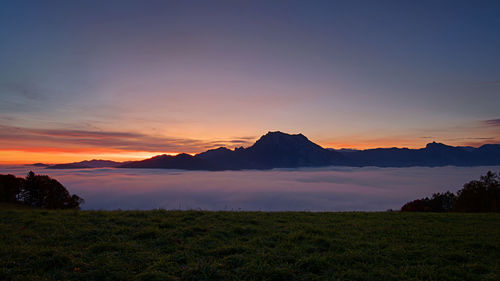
[1,165,498,211]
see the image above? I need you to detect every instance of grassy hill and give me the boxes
[1,204,499,280]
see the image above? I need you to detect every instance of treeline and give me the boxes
[402,171,500,212]
[0,171,83,209]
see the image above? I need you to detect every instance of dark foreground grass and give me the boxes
[1,204,499,280]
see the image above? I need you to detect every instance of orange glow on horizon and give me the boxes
[320,136,500,150]
[0,140,425,165]
[0,150,188,165]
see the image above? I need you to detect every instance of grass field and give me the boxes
[1,204,499,280]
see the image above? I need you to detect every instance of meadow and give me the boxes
[1,204,499,280]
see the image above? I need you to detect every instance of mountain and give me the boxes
[471,144,500,165]
[47,160,125,169]
[329,148,360,153]
[344,142,500,167]
[239,132,346,169]
[120,153,209,170]
[29,163,51,167]
[121,131,346,170]
[47,131,500,170]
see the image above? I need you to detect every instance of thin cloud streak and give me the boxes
[483,118,500,127]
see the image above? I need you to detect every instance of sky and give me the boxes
[1,0,499,163]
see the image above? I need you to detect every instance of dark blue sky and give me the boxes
[1,0,499,162]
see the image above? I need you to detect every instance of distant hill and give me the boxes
[120,153,209,170]
[29,163,51,167]
[47,131,500,170]
[47,160,126,169]
[345,142,500,167]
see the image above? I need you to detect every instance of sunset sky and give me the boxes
[1,0,499,164]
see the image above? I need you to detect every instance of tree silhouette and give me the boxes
[0,174,23,203]
[401,191,456,212]
[69,194,85,209]
[453,171,500,212]
[402,171,500,212]
[1,171,84,209]
[20,171,42,207]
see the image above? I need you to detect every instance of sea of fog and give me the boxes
[1,165,499,211]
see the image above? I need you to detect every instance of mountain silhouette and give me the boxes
[240,132,345,168]
[46,131,500,170]
[120,153,209,170]
[47,159,126,169]
[122,132,346,170]
[345,142,500,167]
[29,163,51,167]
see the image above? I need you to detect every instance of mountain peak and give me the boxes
[259,131,308,142]
[264,131,305,137]
[252,131,312,149]
[196,147,233,159]
[425,142,452,150]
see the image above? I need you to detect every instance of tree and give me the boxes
[401,171,500,212]
[42,177,72,209]
[18,171,84,209]
[401,191,456,212]
[453,171,500,212]
[0,174,23,203]
[68,194,85,209]
[429,191,456,212]
[401,198,428,212]
[20,171,43,207]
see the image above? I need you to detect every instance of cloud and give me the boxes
[0,125,255,153]
[0,82,46,101]
[474,80,500,86]
[483,118,500,127]
[444,137,495,141]
[228,139,253,144]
